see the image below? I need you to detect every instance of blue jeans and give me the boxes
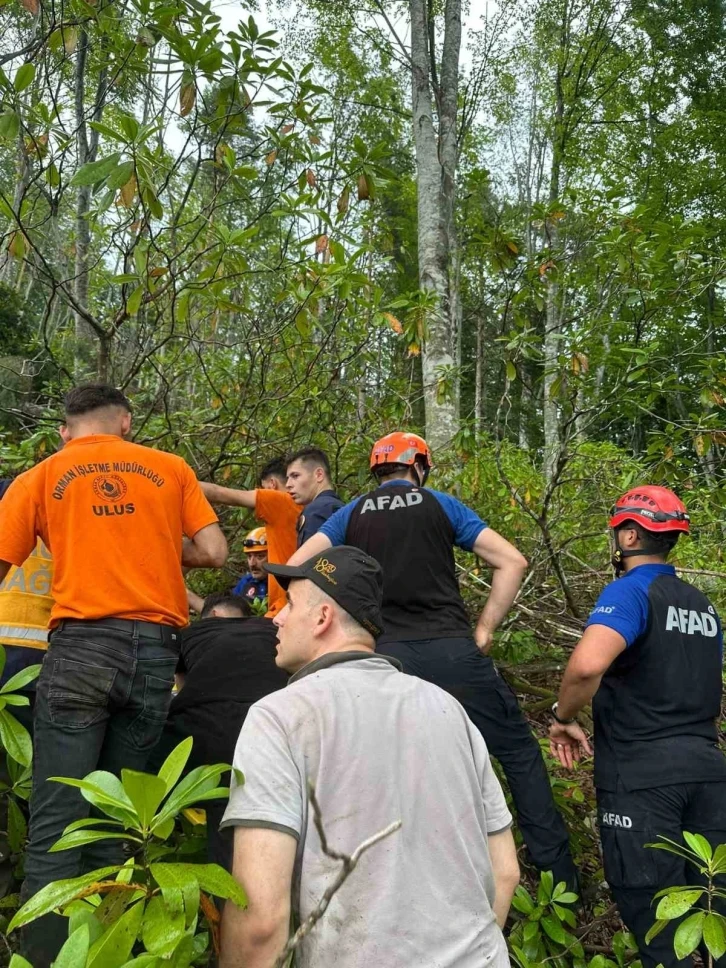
[22,620,178,964]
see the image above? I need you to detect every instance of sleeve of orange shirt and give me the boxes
[254,488,301,616]
[179,462,220,538]
[0,476,41,567]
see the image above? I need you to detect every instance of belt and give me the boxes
[55,618,181,645]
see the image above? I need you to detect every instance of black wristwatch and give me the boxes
[551,702,576,725]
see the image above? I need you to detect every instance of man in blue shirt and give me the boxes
[549,486,726,968]
[232,527,269,606]
[288,431,578,892]
[285,447,343,546]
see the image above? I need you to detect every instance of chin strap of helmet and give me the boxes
[611,531,668,576]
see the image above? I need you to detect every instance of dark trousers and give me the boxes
[381,637,577,890]
[21,621,178,966]
[598,780,726,968]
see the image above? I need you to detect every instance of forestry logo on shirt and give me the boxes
[313,557,337,584]
[91,474,135,517]
[92,474,127,503]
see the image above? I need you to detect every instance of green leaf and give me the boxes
[506,360,517,382]
[2,695,29,706]
[126,285,144,316]
[683,832,712,862]
[70,153,121,187]
[66,900,104,945]
[9,956,33,968]
[0,664,41,694]
[673,910,705,960]
[50,829,132,853]
[537,870,554,905]
[158,737,193,793]
[14,63,35,92]
[0,110,20,141]
[142,895,186,956]
[153,763,229,828]
[49,771,137,825]
[712,845,726,874]
[541,914,567,945]
[0,708,32,766]
[655,889,703,920]
[54,923,90,968]
[153,815,175,841]
[8,866,123,930]
[703,913,726,960]
[171,863,246,907]
[119,957,162,968]
[106,160,135,192]
[7,796,27,853]
[511,887,536,915]
[149,863,199,924]
[645,918,669,945]
[122,770,167,828]
[87,901,144,968]
[63,817,124,834]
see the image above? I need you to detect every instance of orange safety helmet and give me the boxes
[609,486,690,534]
[370,432,432,472]
[242,527,268,553]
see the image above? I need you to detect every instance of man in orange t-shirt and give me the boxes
[200,457,300,617]
[0,384,228,965]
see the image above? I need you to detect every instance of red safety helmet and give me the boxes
[370,432,432,474]
[609,486,690,534]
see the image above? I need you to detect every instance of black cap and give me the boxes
[265,546,384,638]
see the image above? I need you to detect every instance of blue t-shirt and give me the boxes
[320,480,486,551]
[298,489,344,546]
[233,573,268,602]
[585,564,676,647]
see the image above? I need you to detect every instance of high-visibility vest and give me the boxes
[0,540,53,650]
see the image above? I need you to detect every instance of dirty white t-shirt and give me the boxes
[222,651,512,968]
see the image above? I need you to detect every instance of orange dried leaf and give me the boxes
[539,260,556,277]
[215,143,228,165]
[179,82,196,118]
[149,266,167,277]
[128,220,142,234]
[337,186,350,215]
[309,133,321,145]
[383,312,403,334]
[281,123,294,134]
[407,341,420,357]
[306,168,317,188]
[357,174,369,201]
[506,241,519,254]
[21,0,39,15]
[265,149,277,166]
[120,174,137,208]
[315,234,329,253]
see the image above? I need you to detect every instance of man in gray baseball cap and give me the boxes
[220,545,519,968]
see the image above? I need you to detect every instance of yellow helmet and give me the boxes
[242,527,268,553]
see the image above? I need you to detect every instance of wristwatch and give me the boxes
[551,702,576,725]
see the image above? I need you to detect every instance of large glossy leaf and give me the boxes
[50,829,133,853]
[8,866,123,930]
[142,895,186,956]
[703,913,726,960]
[655,889,704,920]
[63,817,125,834]
[9,956,33,968]
[150,863,199,923]
[7,796,26,853]
[673,910,705,960]
[154,863,246,907]
[49,771,137,825]
[152,763,229,827]
[54,923,90,968]
[683,832,712,863]
[122,770,168,829]
[0,664,41,694]
[66,900,105,945]
[158,737,193,793]
[0,708,32,766]
[87,901,144,968]
[70,153,122,187]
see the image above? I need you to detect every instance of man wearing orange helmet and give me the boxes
[549,486,726,968]
[232,527,269,605]
[289,430,578,892]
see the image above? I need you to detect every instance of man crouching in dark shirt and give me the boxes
[148,592,288,868]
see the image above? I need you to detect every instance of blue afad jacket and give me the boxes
[232,574,268,602]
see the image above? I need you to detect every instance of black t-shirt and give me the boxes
[593,572,726,791]
[344,483,472,643]
[169,616,288,766]
[297,489,344,546]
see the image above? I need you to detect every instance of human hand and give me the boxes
[548,720,592,770]
[474,625,494,655]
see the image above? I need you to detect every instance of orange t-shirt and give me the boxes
[0,435,218,628]
[255,488,301,617]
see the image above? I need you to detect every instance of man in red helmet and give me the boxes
[549,486,726,968]
[288,431,579,892]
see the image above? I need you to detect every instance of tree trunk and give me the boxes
[409,0,461,451]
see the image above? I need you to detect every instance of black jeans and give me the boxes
[598,780,726,968]
[21,621,178,965]
[380,637,577,891]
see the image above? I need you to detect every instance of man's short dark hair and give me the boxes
[616,521,680,558]
[200,592,252,619]
[287,447,332,479]
[259,457,288,485]
[64,384,132,419]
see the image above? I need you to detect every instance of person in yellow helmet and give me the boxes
[232,527,269,605]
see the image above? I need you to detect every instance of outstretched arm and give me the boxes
[200,481,257,510]
[220,826,296,968]
[471,528,528,654]
[286,531,332,566]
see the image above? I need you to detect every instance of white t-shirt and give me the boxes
[222,651,512,968]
